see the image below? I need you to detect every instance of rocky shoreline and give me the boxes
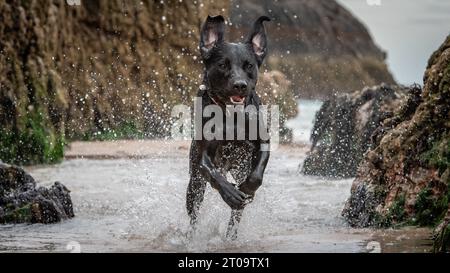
[301,36,449,252]
[343,36,449,252]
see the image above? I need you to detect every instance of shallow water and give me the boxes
[0,100,433,253]
[0,146,364,252]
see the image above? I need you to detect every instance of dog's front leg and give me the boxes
[226,146,269,240]
[239,142,270,196]
[198,141,247,210]
[226,209,243,240]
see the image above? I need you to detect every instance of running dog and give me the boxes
[186,15,271,239]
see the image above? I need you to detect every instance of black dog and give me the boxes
[186,15,271,239]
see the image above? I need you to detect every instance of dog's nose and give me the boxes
[233,80,248,92]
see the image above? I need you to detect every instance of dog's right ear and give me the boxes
[200,15,225,60]
[246,16,270,67]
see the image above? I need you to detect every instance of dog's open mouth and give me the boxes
[230,95,246,105]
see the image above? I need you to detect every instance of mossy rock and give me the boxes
[342,36,450,253]
[434,224,450,253]
[0,204,33,223]
[0,109,66,165]
[414,187,449,226]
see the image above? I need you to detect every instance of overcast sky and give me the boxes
[338,0,450,85]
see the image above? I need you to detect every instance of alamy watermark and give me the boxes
[171,97,280,151]
[66,241,81,253]
[66,0,81,6]
[366,241,381,253]
[366,0,381,6]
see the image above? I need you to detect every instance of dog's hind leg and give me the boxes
[187,141,207,228]
[226,209,243,240]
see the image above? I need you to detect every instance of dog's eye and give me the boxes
[219,63,227,69]
[245,63,254,70]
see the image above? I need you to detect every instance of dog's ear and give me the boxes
[200,15,225,60]
[246,16,270,66]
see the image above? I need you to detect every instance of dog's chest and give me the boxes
[214,141,256,172]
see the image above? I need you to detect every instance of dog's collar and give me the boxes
[200,84,222,106]
[200,84,234,116]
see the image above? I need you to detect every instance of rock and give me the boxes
[342,36,450,249]
[301,84,410,178]
[0,163,74,224]
[230,0,395,98]
[433,207,450,253]
[0,162,36,194]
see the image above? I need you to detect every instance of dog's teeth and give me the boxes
[230,97,245,104]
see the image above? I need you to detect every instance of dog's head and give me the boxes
[200,15,270,106]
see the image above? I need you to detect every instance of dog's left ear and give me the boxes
[200,15,225,60]
[246,16,271,67]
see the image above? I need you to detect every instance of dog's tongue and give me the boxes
[230,95,245,103]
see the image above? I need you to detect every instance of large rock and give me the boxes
[230,0,395,98]
[0,163,74,224]
[433,207,450,252]
[301,84,410,178]
[342,36,450,252]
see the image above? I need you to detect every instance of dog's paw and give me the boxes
[238,174,263,196]
[219,182,247,209]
